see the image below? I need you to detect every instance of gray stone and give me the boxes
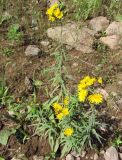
[100,150,105,154]
[81,151,86,157]
[89,16,109,32]
[47,22,94,53]
[40,40,50,47]
[104,146,119,160]
[100,35,122,50]
[25,45,40,56]
[66,154,75,160]
[93,153,99,160]
[106,21,122,36]
[119,153,122,159]
[24,76,33,92]
[33,155,44,160]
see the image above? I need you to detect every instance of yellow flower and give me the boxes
[86,77,96,86]
[98,77,102,84]
[56,113,64,120]
[48,15,55,22]
[78,76,96,90]
[64,128,74,137]
[51,3,58,10]
[78,89,88,102]
[88,93,103,105]
[64,97,69,106]
[46,3,58,16]
[54,8,63,19]
[46,3,63,21]
[46,8,53,16]
[62,108,69,116]
[52,102,62,114]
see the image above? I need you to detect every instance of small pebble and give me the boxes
[94,153,99,160]
[100,150,105,154]
[66,154,74,160]
[81,151,86,157]
[119,153,122,159]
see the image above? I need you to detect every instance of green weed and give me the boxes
[72,0,102,20]
[2,47,13,56]
[7,24,23,42]
[35,76,105,157]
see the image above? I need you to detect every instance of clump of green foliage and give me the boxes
[34,76,105,157]
[73,0,102,20]
[7,24,23,41]
[72,0,122,20]
[2,47,13,56]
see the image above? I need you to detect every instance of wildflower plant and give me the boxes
[36,76,106,157]
[46,2,63,22]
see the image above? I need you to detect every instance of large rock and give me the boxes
[106,21,122,36]
[104,146,119,160]
[100,35,122,50]
[89,16,109,32]
[47,22,94,53]
[25,45,40,56]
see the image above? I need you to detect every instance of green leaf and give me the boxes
[0,129,16,145]
[0,156,5,160]
[54,137,60,153]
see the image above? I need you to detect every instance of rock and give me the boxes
[89,16,109,32]
[47,22,94,53]
[81,151,86,157]
[33,155,44,160]
[24,76,33,92]
[93,153,99,160]
[66,154,75,160]
[106,21,122,36]
[104,146,119,160]
[100,35,122,50]
[40,40,50,47]
[25,45,40,56]
[119,146,122,153]
[8,110,15,116]
[119,153,122,159]
[100,150,105,154]
[71,151,80,157]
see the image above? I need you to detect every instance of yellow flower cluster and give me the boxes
[64,128,74,137]
[78,76,103,104]
[88,93,103,105]
[52,102,69,120]
[46,3,63,22]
